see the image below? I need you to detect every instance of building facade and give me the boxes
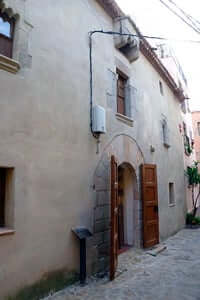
[0,0,187,298]
[157,44,196,212]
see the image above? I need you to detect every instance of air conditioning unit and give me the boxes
[92,105,106,134]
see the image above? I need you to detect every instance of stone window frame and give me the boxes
[115,59,134,127]
[116,68,128,116]
[0,1,33,74]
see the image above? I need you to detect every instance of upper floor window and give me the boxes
[117,70,128,116]
[159,81,164,96]
[162,118,170,148]
[0,11,15,58]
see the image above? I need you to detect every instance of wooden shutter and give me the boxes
[0,168,6,227]
[110,155,118,281]
[141,164,159,248]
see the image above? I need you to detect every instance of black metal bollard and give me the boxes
[80,238,86,284]
[72,227,92,285]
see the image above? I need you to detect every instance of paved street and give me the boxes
[44,228,200,300]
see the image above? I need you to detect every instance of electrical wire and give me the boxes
[166,0,200,31]
[159,0,200,35]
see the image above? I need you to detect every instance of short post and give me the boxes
[80,238,86,284]
[72,227,92,285]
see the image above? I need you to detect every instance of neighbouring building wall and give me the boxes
[157,44,196,212]
[0,0,186,298]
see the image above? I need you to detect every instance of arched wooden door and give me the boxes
[110,155,118,281]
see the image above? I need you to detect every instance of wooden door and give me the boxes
[110,155,118,281]
[141,164,159,248]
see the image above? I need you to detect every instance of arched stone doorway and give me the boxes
[93,134,144,273]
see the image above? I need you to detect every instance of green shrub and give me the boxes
[186,213,200,225]
[194,216,200,225]
[186,213,194,225]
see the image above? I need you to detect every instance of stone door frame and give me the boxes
[92,134,145,274]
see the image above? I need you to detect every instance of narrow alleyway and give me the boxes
[44,228,200,300]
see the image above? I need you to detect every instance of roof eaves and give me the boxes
[96,0,124,18]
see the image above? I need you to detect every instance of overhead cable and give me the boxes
[159,0,200,35]
[166,0,200,31]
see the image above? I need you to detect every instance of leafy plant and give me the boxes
[186,213,200,225]
[185,161,200,217]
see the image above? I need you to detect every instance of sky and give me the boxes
[116,0,200,111]
[0,18,10,37]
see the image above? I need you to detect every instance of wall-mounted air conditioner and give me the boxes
[92,105,106,134]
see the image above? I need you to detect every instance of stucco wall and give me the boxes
[0,0,186,297]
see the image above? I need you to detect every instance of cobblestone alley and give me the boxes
[44,228,200,300]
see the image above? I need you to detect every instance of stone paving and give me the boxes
[44,228,200,300]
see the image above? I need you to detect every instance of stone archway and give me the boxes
[92,134,144,274]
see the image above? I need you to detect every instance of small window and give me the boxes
[159,81,164,95]
[0,11,15,58]
[197,122,200,136]
[0,167,14,229]
[169,183,175,206]
[162,118,170,148]
[117,70,128,116]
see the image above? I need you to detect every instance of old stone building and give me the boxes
[0,0,187,298]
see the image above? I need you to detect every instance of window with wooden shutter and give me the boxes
[0,11,15,58]
[117,70,127,116]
